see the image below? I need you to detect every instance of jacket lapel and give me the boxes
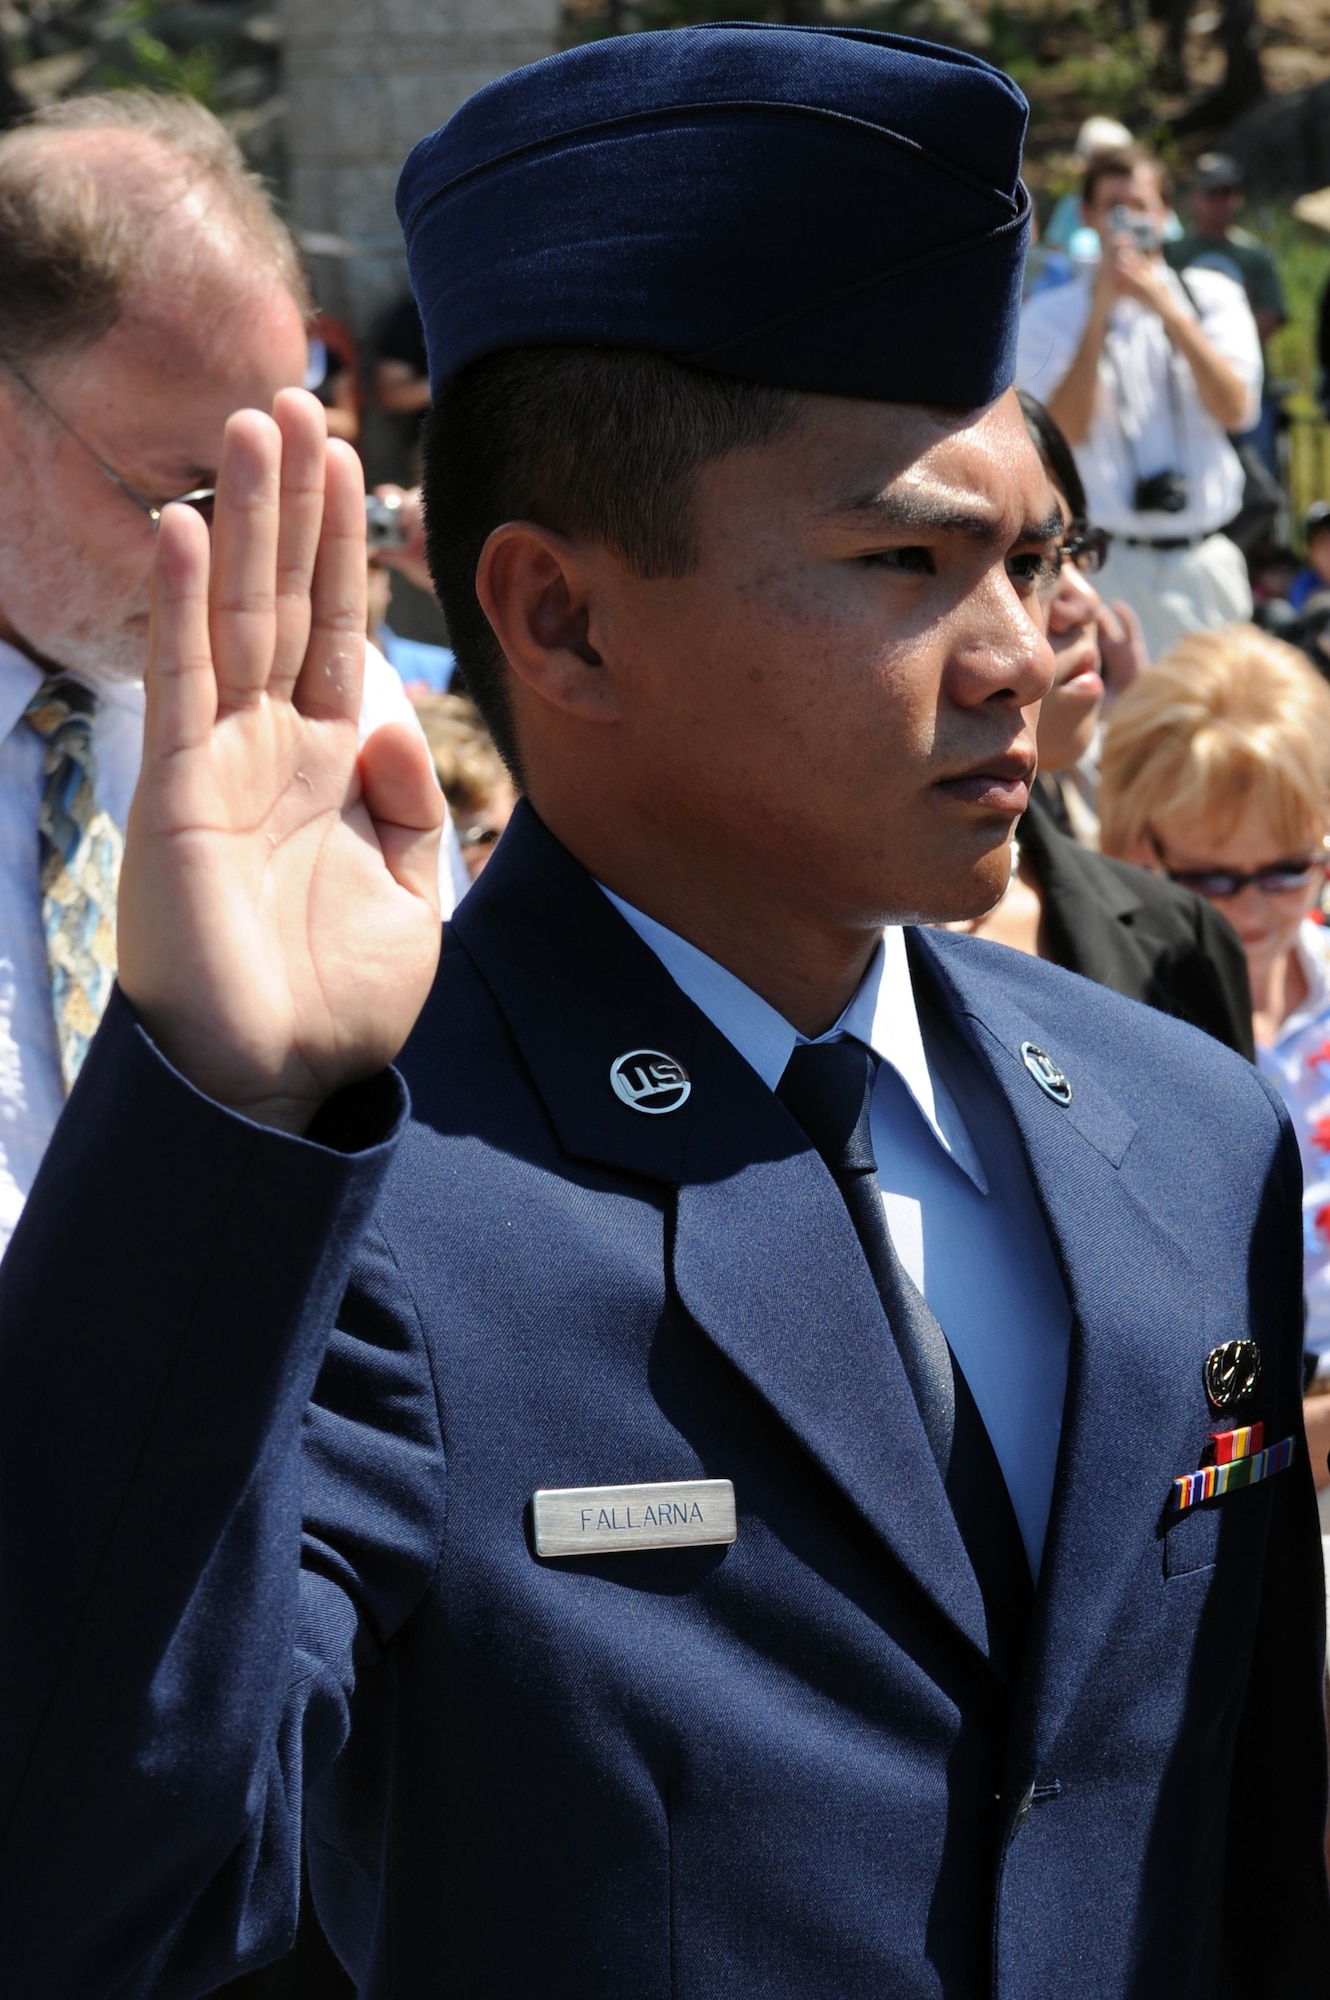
[453,806,992,1660]
[667,1019,992,1660]
[913,929,1213,1762]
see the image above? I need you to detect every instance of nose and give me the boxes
[950,565,1056,713]
[1048,561,1100,634]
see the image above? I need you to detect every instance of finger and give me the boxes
[1114,597,1145,640]
[294,438,367,728]
[269,389,329,702]
[145,503,218,759]
[359,722,446,913]
[1096,598,1127,645]
[208,409,282,716]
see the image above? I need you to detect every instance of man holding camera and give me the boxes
[0,90,460,1265]
[1017,146,1261,660]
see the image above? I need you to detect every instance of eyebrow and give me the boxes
[825,489,1065,548]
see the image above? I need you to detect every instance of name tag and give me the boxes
[532,1478,737,1557]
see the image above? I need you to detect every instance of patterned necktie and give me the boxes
[776,1038,1032,1669]
[23,675,123,1092]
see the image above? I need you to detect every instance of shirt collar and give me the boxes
[0,636,45,737]
[0,636,144,734]
[1286,918,1330,1026]
[599,886,985,1190]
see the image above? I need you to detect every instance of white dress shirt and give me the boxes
[0,635,462,1259]
[1015,264,1262,540]
[603,891,1073,1571]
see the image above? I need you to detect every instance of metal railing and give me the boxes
[1283,407,1330,545]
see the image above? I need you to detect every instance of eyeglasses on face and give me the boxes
[1,355,216,527]
[1060,525,1111,577]
[1035,523,1112,601]
[1148,829,1324,900]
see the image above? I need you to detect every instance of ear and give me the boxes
[476,521,621,724]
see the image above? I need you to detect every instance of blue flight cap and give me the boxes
[396,23,1031,410]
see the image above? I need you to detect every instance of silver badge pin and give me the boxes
[1021,1041,1072,1105]
[532,1478,737,1557]
[609,1049,691,1115]
[1204,1339,1262,1411]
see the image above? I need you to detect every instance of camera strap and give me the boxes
[1102,269,1194,495]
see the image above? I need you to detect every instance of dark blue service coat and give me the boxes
[0,803,1326,1996]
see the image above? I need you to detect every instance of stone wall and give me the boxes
[280,0,562,336]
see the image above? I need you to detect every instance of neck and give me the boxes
[1248,940,1307,1043]
[0,608,63,677]
[532,796,879,1038]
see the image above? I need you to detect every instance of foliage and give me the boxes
[1260,205,1329,401]
[95,4,219,105]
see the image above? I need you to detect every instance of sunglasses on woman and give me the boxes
[1148,829,1324,900]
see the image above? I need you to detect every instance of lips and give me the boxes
[935,752,1035,816]
[1056,663,1105,702]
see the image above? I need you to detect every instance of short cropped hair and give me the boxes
[1099,624,1330,858]
[1017,389,1087,527]
[0,89,306,366]
[421,346,800,778]
[1082,146,1171,211]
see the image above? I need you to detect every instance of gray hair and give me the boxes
[0,90,308,366]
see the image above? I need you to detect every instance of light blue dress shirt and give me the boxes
[602,891,1073,1572]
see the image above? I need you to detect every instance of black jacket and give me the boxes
[1019,784,1255,1061]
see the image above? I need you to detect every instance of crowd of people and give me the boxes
[3,27,1330,1996]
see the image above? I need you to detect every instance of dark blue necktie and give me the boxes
[776,1038,1032,1668]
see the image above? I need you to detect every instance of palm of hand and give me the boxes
[118,394,445,1134]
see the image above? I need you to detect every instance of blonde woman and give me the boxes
[1100,626,1330,1497]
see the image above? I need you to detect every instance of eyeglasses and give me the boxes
[1036,523,1112,602]
[1,356,216,527]
[1148,829,1324,900]
[1060,525,1111,576]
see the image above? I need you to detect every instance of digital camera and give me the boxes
[1107,203,1165,255]
[1132,470,1189,515]
[365,493,409,552]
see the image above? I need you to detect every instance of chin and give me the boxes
[894,841,1015,926]
[39,620,148,688]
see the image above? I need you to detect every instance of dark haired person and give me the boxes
[1017,146,1262,661]
[961,393,1255,1057]
[1,26,1327,1999]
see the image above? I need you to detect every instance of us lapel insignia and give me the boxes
[1172,1424,1294,1512]
[532,1478,737,1557]
[1203,1338,1261,1410]
[1020,1041,1072,1105]
[609,1049,691,1115]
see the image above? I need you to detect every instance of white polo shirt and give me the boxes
[1015,263,1262,541]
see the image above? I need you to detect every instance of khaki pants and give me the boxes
[1096,530,1252,664]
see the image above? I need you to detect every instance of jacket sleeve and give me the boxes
[0,990,447,1995]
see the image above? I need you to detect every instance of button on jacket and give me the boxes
[0,802,1325,1997]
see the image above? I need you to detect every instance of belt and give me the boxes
[1121,534,1204,551]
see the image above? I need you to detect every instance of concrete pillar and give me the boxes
[280,0,563,336]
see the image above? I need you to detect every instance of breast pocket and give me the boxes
[1162,1501,1221,1579]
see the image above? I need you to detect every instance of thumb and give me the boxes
[359,722,446,912]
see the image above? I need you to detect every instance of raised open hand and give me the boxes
[118,389,445,1133]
